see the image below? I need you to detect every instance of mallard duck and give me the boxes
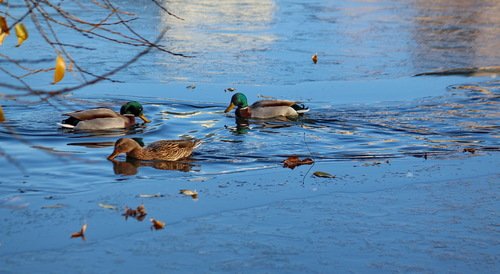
[107,138,201,161]
[59,101,151,130]
[224,93,309,119]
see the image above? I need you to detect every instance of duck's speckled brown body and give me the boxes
[107,138,201,161]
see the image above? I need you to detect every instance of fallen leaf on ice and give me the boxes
[136,204,147,216]
[41,204,65,209]
[313,171,335,178]
[98,203,118,210]
[136,193,164,198]
[179,189,198,199]
[282,156,314,169]
[123,204,147,221]
[123,207,137,218]
[71,224,87,240]
[150,218,166,230]
[312,53,318,64]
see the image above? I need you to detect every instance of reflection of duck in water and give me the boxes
[107,138,201,161]
[233,117,250,134]
[109,158,193,175]
[59,101,151,130]
[224,93,309,119]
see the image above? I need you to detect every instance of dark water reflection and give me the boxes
[110,158,195,175]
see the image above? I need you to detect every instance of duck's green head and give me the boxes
[224,93,248,113]
[120,101,150,123]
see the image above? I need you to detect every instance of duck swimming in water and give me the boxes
[107,138,201,161]
[59,101,150,130]
[224,93,309,119]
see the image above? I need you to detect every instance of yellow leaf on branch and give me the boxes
[0,33,7,46]
[53,55,66,84]
[0,16,9,46]
[0,105,5,122]
[0,16,9,34]
[15,23,28,47]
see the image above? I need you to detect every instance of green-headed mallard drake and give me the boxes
[224,93,309,119]
[107,138,201,161]
[59,101,150,130]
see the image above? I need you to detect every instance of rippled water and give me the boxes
[1,80,498,182]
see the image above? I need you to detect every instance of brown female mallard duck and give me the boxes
[107,138,201,161]
[59,101,150,130]
[224,93,309,119]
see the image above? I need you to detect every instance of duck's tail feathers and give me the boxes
[292,104,310,114]
[58,123,75,129]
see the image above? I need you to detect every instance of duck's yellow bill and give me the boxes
[139,113,151,123]
[224,102,235,113]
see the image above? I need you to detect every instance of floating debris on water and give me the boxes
[180,189,198,199]
[98,203,118,210]
[71,224,87,240]
[150,218,166,230]
[312,53,318,64]
[123,204,147,221]
[313,171,335,178]
[136,193,164,198]
[41,204,65,209]
[282,156,314,169]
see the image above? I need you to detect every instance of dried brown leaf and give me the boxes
[136,204,147,216]
[0,16,9,35]
[150,218,166,230]
[71,224,87,240]
[312,53,318,64]
[123,205,147,221]
[282,156,314,169]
